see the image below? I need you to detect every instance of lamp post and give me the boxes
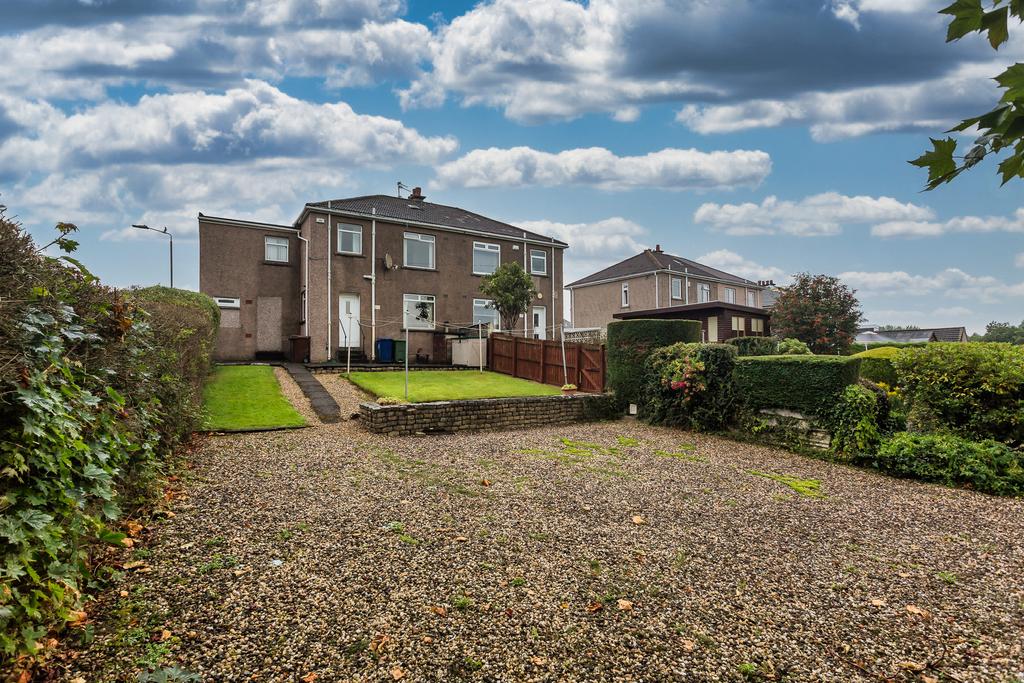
[131,224,173,288]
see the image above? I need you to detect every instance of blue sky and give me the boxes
[3,0,1023,333]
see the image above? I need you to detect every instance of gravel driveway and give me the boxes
[54,392,1024,682]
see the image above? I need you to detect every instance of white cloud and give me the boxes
[0,81,457,173]
[1016,252,1024,268]
[694,249,789,284]
[694,192,933,237]
[518,216,648,285]
[433,146,771,191]
[871,207,1024,237]
[839,267,1024,303]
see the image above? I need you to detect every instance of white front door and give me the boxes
[532,306,547,340]
[339,294,360,347]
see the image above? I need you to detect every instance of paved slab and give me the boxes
[282,362,341,423]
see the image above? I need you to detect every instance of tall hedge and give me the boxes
[853,346,900,386]
[642,342,738,430]
[606,319,702,406]
[726,336,777,356]
[0,211,218,660]
[734,355,862,416]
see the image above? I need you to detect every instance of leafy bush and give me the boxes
[857,432,1024,496]
[852,341,927,353]
[606,319,701,406]
[727,336,777,356]
[734,355,862,416]
[854,346,900,386]
[642,343,738,431]
[893,342,1024,446]
[0,211,218,661]
[829,382,886,459]
[776,338,812,355]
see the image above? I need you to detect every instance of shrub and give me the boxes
[854,346,900,386]
[829,382,885,459]
[893,342,1024,446]
[642,343,738,431]
[606,319,701,406]
[734,355,862,416]
[857,432,1024,495]
[851,341,927,354]
[776,338,812,355]
[727,336,777,356]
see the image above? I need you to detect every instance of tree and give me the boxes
[478,262,538,332]
[771,273,863,354]
[973,320,1024,343]
[912,1,1024,189]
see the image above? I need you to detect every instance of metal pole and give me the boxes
[404,326,410,400]
[478,324,484,372]
[168,230,173,289]
[346,314,352,375]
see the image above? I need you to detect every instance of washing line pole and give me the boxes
[478,324,484,372]
[560,323,568,386]
[346,313,352,375]
[404,326,410,400]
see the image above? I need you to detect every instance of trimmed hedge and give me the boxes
[606,319,701,406]
[727,336,777,356]
[849,341,926,354]
[856,432,1024,495]
[734,355,862,416]
[853,346,900,386]
[642,343,738,430]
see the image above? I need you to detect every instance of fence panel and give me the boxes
[488,333,605,392]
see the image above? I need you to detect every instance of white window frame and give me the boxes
[671,277,682,300]
[530,249,548,276]
[746,290,757,307]
[473,298,500,329]
[472,241,501,276]
[337,223,362,255]
[403,293,436,330]
[264,236,289,263]
[403,232,435,270]
[724,287,736,304]
[214,296,240,309]
[698,283,711,303]
[621,282,630,307]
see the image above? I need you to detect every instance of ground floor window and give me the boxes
[404,293,435,329]
[473,298,500,329]
[732,316,746,335]
[751,318,764,335]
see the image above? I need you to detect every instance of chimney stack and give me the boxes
[410,186,425,201]
[654,244,662,252]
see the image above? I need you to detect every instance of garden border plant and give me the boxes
[606,319,701,407]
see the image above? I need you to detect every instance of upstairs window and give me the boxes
[698,283,711,303]
[473,298,500,329]
[621,282,630,307]
[404,232,435,269]
[530,249,548,275]
[337,223,362,254]
[746,290,757,307]
[473,242,500,275]
[404,293,436,329]
[671,277,682,300]
[265,236,289,263]
[724,287,736,304]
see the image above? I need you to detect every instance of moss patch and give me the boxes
[748,470,824,498]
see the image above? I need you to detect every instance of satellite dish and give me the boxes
[384,253,394,270]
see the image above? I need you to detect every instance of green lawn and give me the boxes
[202,365,306,431]
[347,370,562,403]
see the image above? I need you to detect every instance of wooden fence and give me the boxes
[487,333,606,393]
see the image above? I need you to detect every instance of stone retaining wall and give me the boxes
[360,393,619,436]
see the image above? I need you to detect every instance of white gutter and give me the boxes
[199,214,297,232]
[326,202,332,360]
[371,207,377,361]
[566,268,759,292]
[297,234,309,336]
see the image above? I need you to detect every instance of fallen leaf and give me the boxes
[531,656,547,665]
[920,676,939,683]
[67,610,88,625]
[681,639,696,652]
[586,601,603,613]
[121,537,135,548]
[905,605,932,620]
[431,606,447,617]
[126,520,144,537]
[616,599,633,611]
[71,678,86,683]
[559,602,569,609]
[421,636,433,643]
[454,536,468,542]
[119,590,129,597]
[870,598,886,607]
[370,634,392,653]
[480,478,492,486]
[301,673,318,683]
[391,667,405,680]
[631,515,646,525]
[896,660,926,672]
[159,629,172,641]
[121,560,149,570]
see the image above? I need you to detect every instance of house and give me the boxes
[855,326,968,344]
[199,188,567,363]
[566,246,771,342]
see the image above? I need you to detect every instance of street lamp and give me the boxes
[131,224,173,288]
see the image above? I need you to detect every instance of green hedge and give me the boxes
[893,342,1024,446]
[727,336,777,356]
[642,343,738,430]
[606,319,701,406]
[853,346,900,386]
[856,432,1024,495]
[848,341,926,354]
[734,355,862,416]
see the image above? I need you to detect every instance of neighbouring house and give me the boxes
[855,326,968,344]
[567,246,772,342]
[200,188,567,363]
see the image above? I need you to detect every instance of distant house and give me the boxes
[566,246,772,342]
[855,326,968,344]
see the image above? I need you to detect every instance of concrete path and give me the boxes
[282,363,340,423]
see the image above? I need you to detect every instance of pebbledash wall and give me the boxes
[360,393,619,436]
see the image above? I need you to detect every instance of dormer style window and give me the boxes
[698,283,711,303]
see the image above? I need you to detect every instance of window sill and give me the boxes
[401,327,436,332]
[403,265,438,272]
[262,260,291,267]
[336,252,365,258]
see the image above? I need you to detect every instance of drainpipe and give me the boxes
[297,233,309,335]
[371,207,377,361]
[684,268,690,304]
[550,243,555,340]
[655,272,659,308]
[326,201,332,360]
[523,232,529,337]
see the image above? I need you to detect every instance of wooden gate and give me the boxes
[487,333,606,393]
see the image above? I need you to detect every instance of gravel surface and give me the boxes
[52,398,1024,681]
[273,366,319,425]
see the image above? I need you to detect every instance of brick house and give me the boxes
[567,246,772,342]
[199,189,567,363]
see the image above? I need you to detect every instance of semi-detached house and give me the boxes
[199,188,567,363]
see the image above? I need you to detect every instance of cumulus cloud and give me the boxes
[871,207,1024,237]
[518,216,648,284]
[694,249,789,284]
[839,267,1024,303]
[433,146,771,191]
[694,192,933,237]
